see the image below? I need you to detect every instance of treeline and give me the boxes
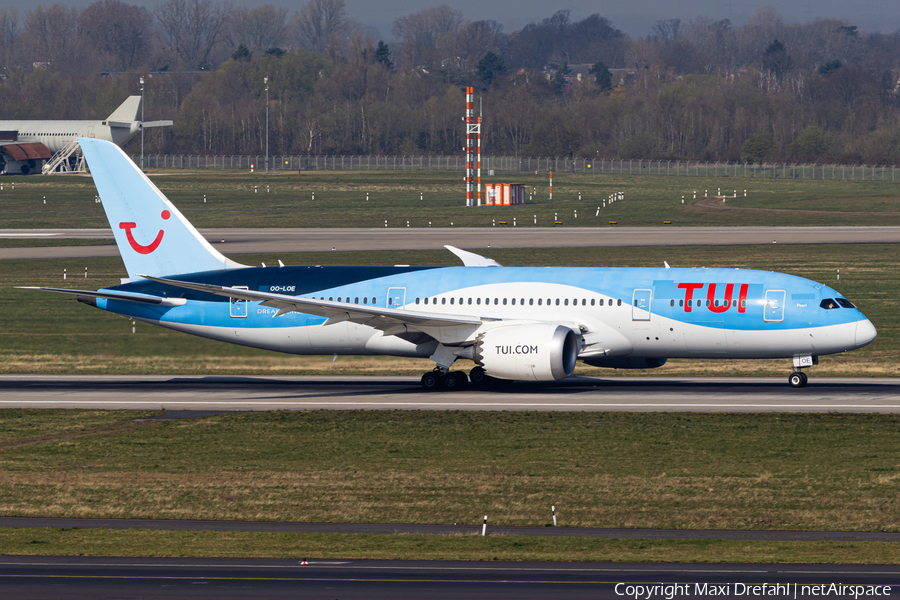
[0,1,899,164]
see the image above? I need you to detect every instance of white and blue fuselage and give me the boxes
[93,264,874,363]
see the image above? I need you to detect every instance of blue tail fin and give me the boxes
[80,138,246,279]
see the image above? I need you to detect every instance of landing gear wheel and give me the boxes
[421,371,444,391]
[444,371,468,391]
[788,372,807,388]
[800,372,808,386]
[469,366,488,387]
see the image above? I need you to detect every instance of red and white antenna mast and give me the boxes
[465,87,476,207]
[476,97,482,207]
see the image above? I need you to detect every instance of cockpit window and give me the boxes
[835,298,856,309]
[820,298,839,310]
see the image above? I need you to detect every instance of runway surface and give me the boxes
[1,375,900,413]
[3,516,900,542]
[2,556,899,599]
[2,225,900,259]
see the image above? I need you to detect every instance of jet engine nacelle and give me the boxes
[473,324,579,381]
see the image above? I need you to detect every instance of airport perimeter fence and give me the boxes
[130,154,900,182]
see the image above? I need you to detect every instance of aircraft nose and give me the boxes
[856,317,877,348]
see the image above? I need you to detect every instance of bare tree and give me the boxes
[652,19,683,45]
[392,5,464,68]
[22,5,80,64]
[455,19,503,69]
[0,9,20,70]
[292,0,350,54]
[228,5,289,54]
[80,0,153,71]
[155,0,231,70]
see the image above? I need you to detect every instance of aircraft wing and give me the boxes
[139,274,489,334]
[18,287,186,307]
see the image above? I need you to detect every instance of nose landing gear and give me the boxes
[788,355,816,388]
[788,371,808,388]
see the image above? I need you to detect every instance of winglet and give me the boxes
[444,245,502,267]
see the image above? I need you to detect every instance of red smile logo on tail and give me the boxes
[120,210,170,254]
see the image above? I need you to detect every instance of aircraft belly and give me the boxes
[365,333,438,358]
[144,320,324,355]
[717,322,858,358]
[660,321,858,359]
[306,321,356,351]
[624,315,685,356]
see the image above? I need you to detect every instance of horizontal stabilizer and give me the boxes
[140,120,174,128]
[106,121,134,128]
[18,286,186,306]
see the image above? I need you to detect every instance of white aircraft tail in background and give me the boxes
[0,96,173,175]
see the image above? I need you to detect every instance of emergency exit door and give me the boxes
[387,287,406,309]
[632,289,652,321]
[764,289,785,322]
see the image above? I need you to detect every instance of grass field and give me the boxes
[0,169,899,230]
[3,410,900,536]
[5,527,900,564]
[1,244,896,376]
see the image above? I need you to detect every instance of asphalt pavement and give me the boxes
[2,225,900,259]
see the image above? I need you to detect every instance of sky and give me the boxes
[2,0,895,40]
[345,0,899,40]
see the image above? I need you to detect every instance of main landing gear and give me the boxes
[420,369,468,391]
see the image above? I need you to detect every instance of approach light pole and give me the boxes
[139,76,144,171]
[264,76,269,175]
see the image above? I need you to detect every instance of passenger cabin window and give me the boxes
[835,298,856,309]
[617,299,622,306]
[820,298,839,310]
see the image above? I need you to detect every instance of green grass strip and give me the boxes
[2,528,899,564]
